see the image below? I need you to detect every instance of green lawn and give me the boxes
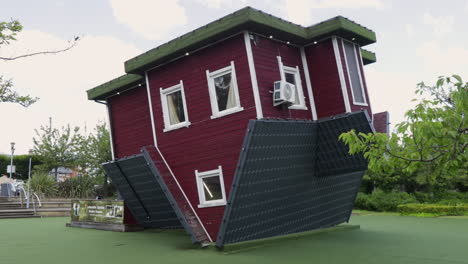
[1,215,467,264]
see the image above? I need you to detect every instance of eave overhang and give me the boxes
[88,7,376,101]
[87,74,144,101]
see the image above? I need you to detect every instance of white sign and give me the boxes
[6,165,15,173]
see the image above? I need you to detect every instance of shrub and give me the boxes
[397,203,468,216]
[57,176,95,198]
[94,183,116,198]
[28,172,57,198]
[354,190,417,212]
[413,192,434,203]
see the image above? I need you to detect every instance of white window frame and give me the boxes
[195,166,227,208]
[277,56,307,110]
[206,61,243,119]
[160,80,191,132]
[342,40,368,106]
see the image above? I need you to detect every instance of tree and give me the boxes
[30,118,82,181]
[76,122,112,184]
[340,75,467,193]
[0,154,42,180]
[0,19,78,107]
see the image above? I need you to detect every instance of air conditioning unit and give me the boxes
[273,80,296,106]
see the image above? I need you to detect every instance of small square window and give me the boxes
[277,57,307,110]
[195,166,227,208]
[160,81,191,132]
[206,61,243,119]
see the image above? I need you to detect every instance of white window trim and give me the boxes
[206,61,244,119]
[342,39,368,106]
[332,36,351,113]
[300,47,318,120]
[276,56,307,110]
[160,80,191,132]
[195,166,227,208]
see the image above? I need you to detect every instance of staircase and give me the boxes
[0,197,38,219]
[0,197,71,219]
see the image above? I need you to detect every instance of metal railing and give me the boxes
[17,187,42,215]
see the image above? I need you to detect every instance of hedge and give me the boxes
[354,191,417,212]
[397,203,468,216]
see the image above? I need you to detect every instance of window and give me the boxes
[160,81,190,132]
[206,61,243,118]
[195,166,227,208]
[343,41,367,105]
[277,56,307,110]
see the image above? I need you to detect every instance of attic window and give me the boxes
[343,40,367,106]
[206,61,243,119]
[277,56,307,110]
[160,81,191,132]
[195,166,227,208]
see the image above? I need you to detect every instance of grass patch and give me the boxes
[1,216,468,264]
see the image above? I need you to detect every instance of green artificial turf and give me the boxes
[1,215,467,264]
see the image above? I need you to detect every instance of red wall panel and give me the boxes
[305,39,346,118]
[373,111,389,134]
[251,35,313,120]
[146,33,256,239]
[108,86,153,226]
[108,86,153,159]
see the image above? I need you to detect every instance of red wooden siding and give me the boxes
[251,35,313,119]
[337,38,373,117]
[373,111,389,134]
[305,39,346,118]
[146,33,256,239]
[108,86,153,159]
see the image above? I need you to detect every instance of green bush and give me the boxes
[354,190,417,212]
[57,176,95,198]
[397,203,468,216]
[413,192,434,203]
[94,184,116,198]
[28,172,57,198]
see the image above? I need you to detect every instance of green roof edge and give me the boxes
[361,49,376,65]
[89,7,377,100]
[124,7,376,74]
[87,74,143,100]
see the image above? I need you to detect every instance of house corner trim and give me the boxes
[332,36,351,113]
[243,31,263,119]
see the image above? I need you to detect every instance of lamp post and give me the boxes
[9,142,15,179]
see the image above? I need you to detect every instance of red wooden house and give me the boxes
[87,7,387,247]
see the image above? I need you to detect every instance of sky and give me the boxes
[0,0,467,154]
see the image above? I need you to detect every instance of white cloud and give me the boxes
[195,0,224,8]
[308,0,384,9]
[285,0,384,25]
[285,0,311,25]
[109,0,187,40]
[417,40,468,77]
[0,30,142,154]
[423,13,454,38]
[405,24,414,38]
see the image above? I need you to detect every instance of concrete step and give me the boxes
[37,208,71,217]
[0,209,35,213]
[40,202,71,208]
[0,215,41,219]
[0,203,23,208]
